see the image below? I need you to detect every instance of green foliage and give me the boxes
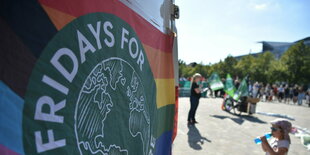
[221,56,238,77]
[179,42,310,85]
[235,55,255,78]
[267,60,287,83]
[252,52,276,83]
[178,60,209,78]
[281,41,310,84]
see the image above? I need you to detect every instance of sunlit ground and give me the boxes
[172,97,310,155]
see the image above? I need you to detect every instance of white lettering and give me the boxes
[88,21,102,50]
[77,30,96,63]
[129,37,139,58]
[34,96,66,123]
[121,28,129,49]
[103,21,115,47]
[137,50,144,71]
[50,48,78,83]
[35,130,66,153]
[42,75,69,95]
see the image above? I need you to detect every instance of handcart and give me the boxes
[222,94,260,115]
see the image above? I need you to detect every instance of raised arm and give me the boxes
[260,136,288,155]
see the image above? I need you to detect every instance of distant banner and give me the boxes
[233,77,248,100]
[224,74,236,98]
[208,72,224,91]
[0,0,175,155]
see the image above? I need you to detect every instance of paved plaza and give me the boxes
[172,97,310,155]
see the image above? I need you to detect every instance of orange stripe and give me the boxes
[41,6,174,79]
[39,0,173,52]
[143,44,174,79]
[41,4,75,30]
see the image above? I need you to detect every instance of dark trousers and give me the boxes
[188,96,200,122]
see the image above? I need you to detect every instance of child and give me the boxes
[260,119,292,155]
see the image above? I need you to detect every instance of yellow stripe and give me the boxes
[155,79,175,108]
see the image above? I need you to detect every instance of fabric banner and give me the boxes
[224,74,236,98]
[233,77,249,100]
[0,0,176,155]
[208,72,224,91]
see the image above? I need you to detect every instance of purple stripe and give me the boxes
[0,144,19,155]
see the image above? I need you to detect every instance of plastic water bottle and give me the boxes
[254,133,271,144]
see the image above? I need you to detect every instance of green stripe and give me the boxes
[155,104,175,138]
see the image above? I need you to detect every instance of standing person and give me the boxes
[265,84,270,102]
[260,119,292,155]
[248,82,253,97]
[253,82,259,98]
[273,84,278,102]
[293,85,299,104]
[289,86,294,104]
[278,85,285,102]
[259,85,265,100]
[269,85,274,102]
[307,88,310,107]
[284,85,290,104]
[297,86,305,106]
[188,73,202,125]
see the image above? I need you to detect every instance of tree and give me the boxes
[251,51,276,83]
[178,60,210,78]
[221,56,238,77]
[178,59,187,77]
[267,60,288,83]
[281,41,310,84]
[178,41,310,85]
[208,60,225,78]
[193,63,208,78]
[235,55,255,78]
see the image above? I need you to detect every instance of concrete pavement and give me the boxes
[172,97,310,155]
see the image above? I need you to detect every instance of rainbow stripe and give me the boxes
[0,0,176,154]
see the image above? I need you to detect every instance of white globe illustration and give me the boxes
[74,58,154,155]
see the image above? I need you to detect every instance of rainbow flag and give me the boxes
[0,0,176,154]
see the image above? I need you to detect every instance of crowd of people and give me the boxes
[186,73,297,154]
[247,82,310,107]
[195,77,310,107]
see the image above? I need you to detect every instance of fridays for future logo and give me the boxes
[23,13,157,155]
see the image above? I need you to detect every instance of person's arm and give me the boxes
[260,136,288,155]
[194,88,201,94]
[261,143,267,152]
[193,83,201,94]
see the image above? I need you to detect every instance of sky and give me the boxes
[175,0,310,64]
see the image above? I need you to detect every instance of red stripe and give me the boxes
[0,144,19,155]
[172,86,178,142]
[38,0,173,53]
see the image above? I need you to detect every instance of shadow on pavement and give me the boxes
[210,114,267,125]
[242,115,267,124]
[187,124,211,150]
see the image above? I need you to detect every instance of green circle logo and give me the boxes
[23,13,157,155]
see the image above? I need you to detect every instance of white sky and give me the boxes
[175,0,310,64]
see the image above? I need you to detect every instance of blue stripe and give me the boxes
[0,81,25,155]
[155,130,172,155]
